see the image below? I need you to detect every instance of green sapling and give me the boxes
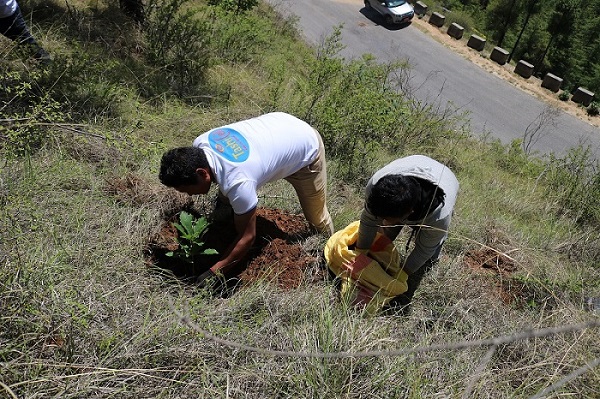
[166,211,218,263]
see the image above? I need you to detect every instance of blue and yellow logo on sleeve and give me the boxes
[208,128,250,162]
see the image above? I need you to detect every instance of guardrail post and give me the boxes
[571,87,595,107]
[414,1,428,17]
[447,23,464,40]
[541,73,563,93]
[428,12,445,28]
[514,60,534,79]
[467,35,486,52]
[490,47,509,65]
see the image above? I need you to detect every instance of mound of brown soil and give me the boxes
[145,207,323,291]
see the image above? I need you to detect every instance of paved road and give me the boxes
[267,0,600,159]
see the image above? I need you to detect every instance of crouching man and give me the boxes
[159,112,334,282]
[355,155,459,311]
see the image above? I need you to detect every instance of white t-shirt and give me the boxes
[0,0,18,18]
[193,112,319,215]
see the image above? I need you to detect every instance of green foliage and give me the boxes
[42,51,127,119]
[207,7,272,63]
[487,138,544,178]
[446,9,476,33]
[143,0,212,98]
[489,138,600,228]
[484,0,520,46]
[544,146,600,226]
[0,70,68,157]
[510,16,547,64]
[208,0,258,13]
[287,28,415,181]
[586,101,599,116]
[274,27,467,182]
[558,91,570,101]
[166,211,218,263]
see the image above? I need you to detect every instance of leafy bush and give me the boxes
[0,70,68,156]
[143,0,212,98]
[544,146,600,226]
[207,7,272,64]
[558,91,570,101]
[283,28,412,181]
[586,101,599,116]
[269,27,467,182]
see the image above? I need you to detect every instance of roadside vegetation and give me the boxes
[420,0,600,99]
[1,0,599,397]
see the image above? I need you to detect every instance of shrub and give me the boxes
[586,101,599,116]
[544,146,600,226]
[207,7,272,64]
[275,27,467,183]
[0,70,68,156]
[558,91,570,101]
[143,0,212,98]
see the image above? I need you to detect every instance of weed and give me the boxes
[587,101,599,116]
[558,91,570,101]
[544,146,600,226]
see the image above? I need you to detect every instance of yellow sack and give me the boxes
[324,221,408,314]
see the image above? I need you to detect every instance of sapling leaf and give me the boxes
[168,211,219,263]
[172,222,186,236]
[179,211,194,235]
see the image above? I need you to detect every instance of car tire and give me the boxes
[384,15,393,25]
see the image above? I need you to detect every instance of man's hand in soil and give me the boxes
[197,268,223,290]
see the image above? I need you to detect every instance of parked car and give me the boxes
[364,0,415,25]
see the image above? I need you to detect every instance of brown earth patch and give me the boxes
[145,207,324,292]
[464,247,521,305]
[463,247,553,309]
[463,247,519,277]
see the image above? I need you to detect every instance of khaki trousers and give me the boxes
[285,130,334,236]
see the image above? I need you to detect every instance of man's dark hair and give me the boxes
[367,174,446,219]
[367,175,420,218]
[159,147,209,187]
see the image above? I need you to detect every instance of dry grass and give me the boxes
[2,131,599,398]
[1,1,599,398]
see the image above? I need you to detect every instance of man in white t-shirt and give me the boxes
[159,112,334,281]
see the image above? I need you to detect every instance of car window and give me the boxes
[387,0,406,7]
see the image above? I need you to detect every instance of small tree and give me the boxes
[166,211,218,263]
[536,0,579,72]
[507,0,543,63]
